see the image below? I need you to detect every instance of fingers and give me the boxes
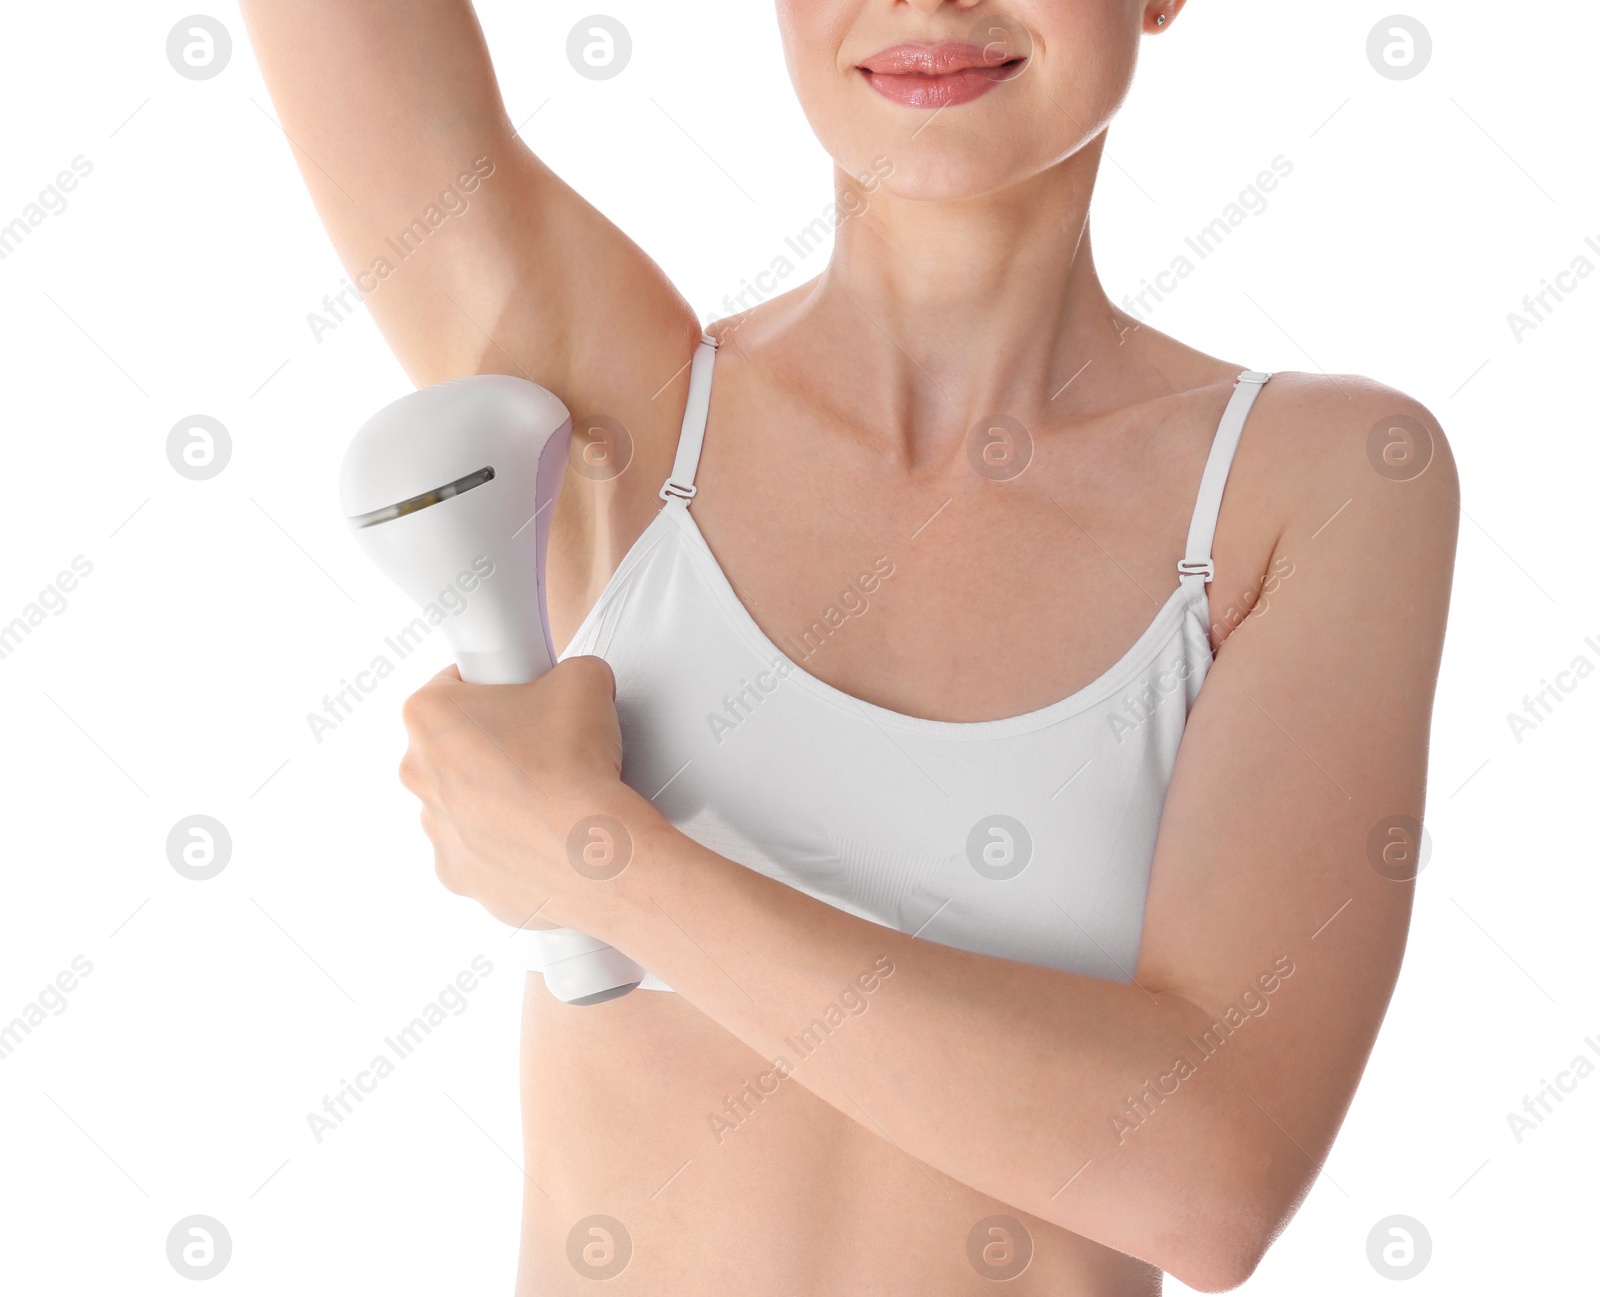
[557,653,617,699]
[400,664,465,731]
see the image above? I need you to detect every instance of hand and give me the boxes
[397,655,640,933]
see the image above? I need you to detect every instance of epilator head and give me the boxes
[339,375,572,686]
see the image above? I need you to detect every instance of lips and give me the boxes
[856,41,1026,109]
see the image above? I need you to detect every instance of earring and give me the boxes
[1155,13,1168,25]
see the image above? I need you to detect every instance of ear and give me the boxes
[1143,2,1188,35]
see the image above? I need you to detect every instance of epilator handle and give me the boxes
[339,374,646,1006]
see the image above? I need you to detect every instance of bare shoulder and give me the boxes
[1247,370,1460,572]
[1252,369,1458,501]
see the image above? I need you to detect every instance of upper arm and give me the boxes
[240,0,699,396]
[1133,374,1459,1249]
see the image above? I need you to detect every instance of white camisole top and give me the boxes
[524,334,1271,992]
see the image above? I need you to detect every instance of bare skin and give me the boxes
[243,1,1458,1292]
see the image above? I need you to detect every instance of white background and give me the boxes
[1,2,1596,1293]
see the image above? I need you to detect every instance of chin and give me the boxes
[862,148,1039,204]
[830,113,1079,206]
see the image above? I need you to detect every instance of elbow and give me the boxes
[1168,1229,1268,1294]
[1163,1170,1286,1292]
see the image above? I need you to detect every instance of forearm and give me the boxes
[570,789,1275,1285]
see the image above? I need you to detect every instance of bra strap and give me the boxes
[658,332,720,504]
[1178,370,1271,596]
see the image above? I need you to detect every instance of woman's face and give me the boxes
[775,0,1161,200]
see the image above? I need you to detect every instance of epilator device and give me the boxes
[339,374,646,1005]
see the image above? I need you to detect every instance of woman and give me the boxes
[244,1,1458,1291]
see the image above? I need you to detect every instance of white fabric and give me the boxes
[525,343,1271,991]
[658,332,720,500]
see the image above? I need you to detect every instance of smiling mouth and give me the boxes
[856,42,1028,109]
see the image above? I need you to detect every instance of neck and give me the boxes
[790,132,1135,459]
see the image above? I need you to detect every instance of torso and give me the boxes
[519,298,1289,1295]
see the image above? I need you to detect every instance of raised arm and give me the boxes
[241,0,701,611]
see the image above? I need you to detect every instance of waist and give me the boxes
[516,979,1160,1295]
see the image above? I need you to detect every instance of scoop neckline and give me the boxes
[640,500,1212,740]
